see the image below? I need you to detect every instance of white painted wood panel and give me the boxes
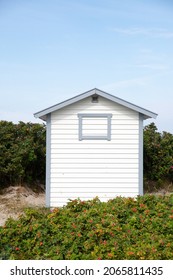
[51,173,138,178]
[51,168,138,174]
[51,143,138,149]
[50,193,139,202]
[51,153,139,159]
[50,176,139,183]
[50,193,139,200]
[51,158,138,164]
[49,95,140,206]
[51,148,138,154]
[51,134,139,139]
[50,186,138,193]
[50,185,138,191]
[51,96,138,112]
[51,112,138,118]
[50,194,139,207]
[51,130,139,138]
[51,163,139,169]
[51,119,139,127]
[51,139,139,144]
[51,125,139,134]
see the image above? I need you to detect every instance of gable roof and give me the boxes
[34,88,157,121]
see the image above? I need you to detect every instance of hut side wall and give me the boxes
[48,96,140,207]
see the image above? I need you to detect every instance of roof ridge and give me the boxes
[34,88,157,121]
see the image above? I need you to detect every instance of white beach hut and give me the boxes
[34,88,157,207]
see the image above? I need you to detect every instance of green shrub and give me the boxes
[144,122,173,184]
[0,195,173,260]
[0,121,46,188]
[1,120,173,190]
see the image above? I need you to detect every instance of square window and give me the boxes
[78,114,112,141]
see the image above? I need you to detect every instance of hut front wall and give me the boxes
[49,96,140,207]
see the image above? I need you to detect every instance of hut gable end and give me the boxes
[34,88,157,207]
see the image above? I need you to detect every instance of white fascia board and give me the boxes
[34,88,157,121]
[34,89,97,120]
[95,89,157,119]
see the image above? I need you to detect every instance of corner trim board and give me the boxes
[139,114,144,196]
[46,114,51,207]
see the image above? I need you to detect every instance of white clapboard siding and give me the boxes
[51,172,138,178]
[49,95,140,206]
[50,193,139,204]
[50,186,139,194]
[51,168,138,174]
[51,159,138,165]
[50,192,138,200]
[51,149,138,154]
[51,148,138,153]
[51,153,138,159]
[50,183,138,190]
[51,124,139,130]
[52,112,136,120]
[51,119,139,127]
[50,187,139,196]
[50,176,139,182]
[51,130,139,138]
[51,144,139,150]
[51,126,139,135]
[51,98,136,111]
[51,139,139,144]
[50,187,139,194]
[51,102,134,111]
[51,163,139,169]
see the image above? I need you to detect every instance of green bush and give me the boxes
[0,195,173,260]
[1,120,173,190]
[0,121,46,188]
[144,122,173,184]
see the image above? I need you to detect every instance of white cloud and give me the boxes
[135,63,169,70]
[112,27,173,38]
[0,110,43,124]
[102,77,148,92]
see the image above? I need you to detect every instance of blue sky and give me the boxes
[0,0,173,132]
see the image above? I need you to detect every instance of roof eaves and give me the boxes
[34,88,97,120]
[34,88,157,120]
[94,89,157,119]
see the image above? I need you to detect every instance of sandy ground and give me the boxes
[0,185,172,227]
[0,186,45,226]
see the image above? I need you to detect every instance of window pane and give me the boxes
[82,118,107,136]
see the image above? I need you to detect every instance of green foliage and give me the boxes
[1,120,173,190]
[0,121,46,188]
[0,195,173,260]
[144,122,173,184]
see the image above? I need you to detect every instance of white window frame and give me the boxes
[78,113,112,141]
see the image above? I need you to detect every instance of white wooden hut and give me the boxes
[34,88,157,207]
